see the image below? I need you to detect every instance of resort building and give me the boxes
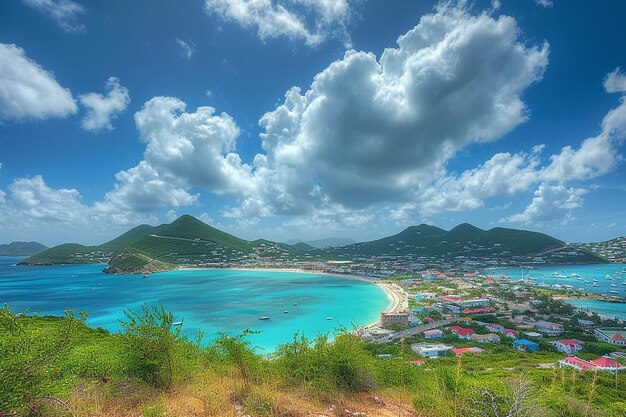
[535,321,564,336]
[513,339,539,352]
[594,327,626,346]
[553,339,585,355]
[380,312,409,329]
[423,329,444,339]
[411,343,453,358]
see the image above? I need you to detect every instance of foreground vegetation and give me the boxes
[1,305,625,417]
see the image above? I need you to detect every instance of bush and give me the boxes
[120,303,185,389]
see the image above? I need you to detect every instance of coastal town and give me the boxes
[356,269,626,373]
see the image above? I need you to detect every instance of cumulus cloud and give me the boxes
[505,183,586,224]
[22,0,85,33]
[203,0,352,46]
[176,38,195,60]
[246,3,548,214]
[79,77,130,131]
[0,43,77,121]
[0,175,159,244]
[98,97,254,212]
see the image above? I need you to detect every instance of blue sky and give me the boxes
[0,0,625,246]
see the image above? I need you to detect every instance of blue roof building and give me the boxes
[514,339,539,353]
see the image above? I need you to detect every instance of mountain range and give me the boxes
[285,237,357,250]
[21,215,608,274]
[0,241,48,256]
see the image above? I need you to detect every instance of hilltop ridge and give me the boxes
[21,215,608,274]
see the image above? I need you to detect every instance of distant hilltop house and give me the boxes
[411,343,453,358]
[380,312,409,329]
[552,339,585,355]
[534,321,564,336]
[559,356,626,373]
[594,328,626,346]
[514,339,539,353]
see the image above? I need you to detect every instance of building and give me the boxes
[411,343,453,358]
[452,347,484,356]
[471,333,500,343]
[594,328,626,346]
[590,356,626,372]
[503,329,519,339]
[461,307,495,315]
[523,331,543,339]
[559,356,626,373]
[485,323,505,333]
[456,328,476,339]
[535,321,564,336]
[423,329,444,339]
[558,356,598,372]
[514,339,539,352]
[415,292,437,302]
[380,312,409,329]
[577,318,595,327]
[455,298,491,308]
[553,339,585,355]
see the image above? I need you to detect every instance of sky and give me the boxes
[0,0,625,246]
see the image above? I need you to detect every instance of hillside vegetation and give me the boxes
[21,215,608,273]
[1,305,624,417]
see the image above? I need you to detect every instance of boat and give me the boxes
[143,275,149,279]
[293,303,298,306]
[284,310,289,314]
[569,273,581,278]
[610,284,617,287]
[326,316,333,320]
[259,316,270,320]
[173,321,183,326]
[593,284,600,287]
[549,272,566,278]
[609,290,619,295]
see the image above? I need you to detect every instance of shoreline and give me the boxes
[177,266,408,328]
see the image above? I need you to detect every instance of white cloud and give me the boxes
[203,0,352,46]
[79,77,130,131]
[246,3,548,214]
[22,0,85,33]
[176,38,195,60]
[604,68,626,93]
[535,0,553,7]
[505,183,586,224]
[0,43,77,121]
[98,97,254,213]
[0,190,6,205]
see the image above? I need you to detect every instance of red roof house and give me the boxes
[554,339,585,355]
[590,356,626,372]
[456,328,476,339]
[559,356,597,372]
[503,329,519,339]
[452,347,484,356]
[461,307,495,315]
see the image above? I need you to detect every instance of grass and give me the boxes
[2,304,625,417]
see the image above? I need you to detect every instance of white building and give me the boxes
[411,343,453,358]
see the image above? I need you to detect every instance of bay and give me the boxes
[0,257,389,353]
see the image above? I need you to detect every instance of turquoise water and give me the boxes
[565,298,626,321]
[0,257,389,352]
[489,263,626,321]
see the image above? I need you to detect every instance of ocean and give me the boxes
[0,257,390,353]
[489,263,626,321]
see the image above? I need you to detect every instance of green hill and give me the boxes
[291,242,315,251]
[320,223,605,263]
[0,241,48,256]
